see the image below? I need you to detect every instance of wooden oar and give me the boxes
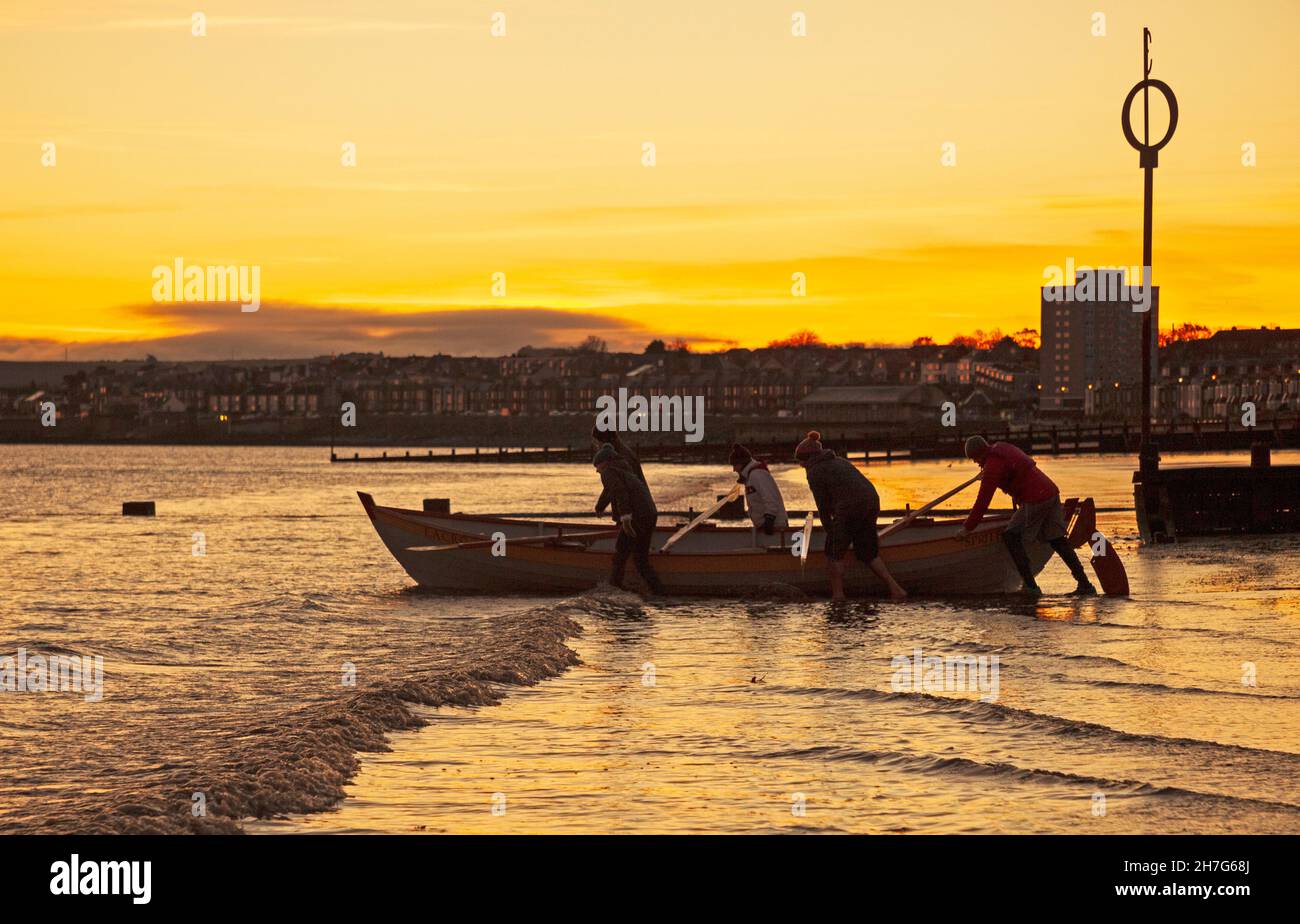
[799,512,814,567]
[408,528,619,553]
[660,483,745,552]
[877,472,982,541]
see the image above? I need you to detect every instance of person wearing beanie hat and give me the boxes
[959,436,1095,596]
[592,442,618,466]
[794,430,824,462]
[593,423,648,516]
[729,444,787,538]
[727,442,752,468]
[797,431,907,601]
[593,442,663,594]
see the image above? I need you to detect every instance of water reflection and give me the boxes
[1,444,1297,834]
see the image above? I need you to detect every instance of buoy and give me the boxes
[122,501,156,516]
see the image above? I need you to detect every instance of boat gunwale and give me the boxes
[361,496,1016,557]
[371,504,1011,532]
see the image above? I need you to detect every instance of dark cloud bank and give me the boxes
[4,302,705,362]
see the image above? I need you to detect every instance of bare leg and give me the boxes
[828,558,847,601]
[870,557,908,600]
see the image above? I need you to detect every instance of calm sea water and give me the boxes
[1,444,1297,834]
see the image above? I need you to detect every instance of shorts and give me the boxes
[826,503,880,564]
[1005,495,1067,543]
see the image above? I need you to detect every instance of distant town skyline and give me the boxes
[3,1,1298,360]
[4,318,1289,367]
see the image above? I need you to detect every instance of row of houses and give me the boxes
[1082,328,1300,421]
[2,341,1041,431]
[11,329,1296,436]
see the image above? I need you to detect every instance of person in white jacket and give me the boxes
[729,444,789,537]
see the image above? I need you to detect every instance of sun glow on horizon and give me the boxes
[2,0,1299,360]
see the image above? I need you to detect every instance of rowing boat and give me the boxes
[358,492,1097,596]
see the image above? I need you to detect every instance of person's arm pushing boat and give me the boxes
[960,453,1005,532]
[958,435,1096,597]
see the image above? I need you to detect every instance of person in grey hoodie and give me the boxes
[795,431,907,601]
[729,443,788,538]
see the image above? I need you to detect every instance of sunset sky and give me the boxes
[1,0,1297,360]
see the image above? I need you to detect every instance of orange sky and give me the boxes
[1,0,1297,359]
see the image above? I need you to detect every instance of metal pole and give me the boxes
[1121,27,1177,478]
[1121,27,1179,538]
[1140,163,1154,462]
[1139,29,1155,473]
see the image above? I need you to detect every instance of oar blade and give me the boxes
[1089,531,1130,596]
[1066,498,1097,549]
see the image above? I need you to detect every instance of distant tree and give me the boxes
[575,335,607,353]
[947,329,1005,350]
[1011,328,1040,349]
[912,336,935,347]
[644,339,667,354]
[1159,323,1213,347]
[768,330,825,348]
[667,338,691,352]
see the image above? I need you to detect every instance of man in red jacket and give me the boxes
[958,436,1095,596]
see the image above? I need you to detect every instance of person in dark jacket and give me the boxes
[593,425,647,516]
[796,431,907,601]
[594,442,664,594]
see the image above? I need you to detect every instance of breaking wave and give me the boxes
[750,743,1300,814]
[778,684,1300,760]
[14,595,596,835]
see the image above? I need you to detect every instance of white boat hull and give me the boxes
[358,493,1067,596]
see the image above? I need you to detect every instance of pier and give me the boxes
[1134,441,1300,540]
[329,416,1300,465]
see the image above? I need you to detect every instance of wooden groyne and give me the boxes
[1134,441,1300,540]
[330,417,1300,464]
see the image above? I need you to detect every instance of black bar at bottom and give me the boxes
[0,834,1285,910]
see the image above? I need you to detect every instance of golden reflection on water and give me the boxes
[1,445,1298,834]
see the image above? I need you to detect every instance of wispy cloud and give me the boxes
[100,16,466,35]
[0,13,469,35]
[0,302,727,362]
